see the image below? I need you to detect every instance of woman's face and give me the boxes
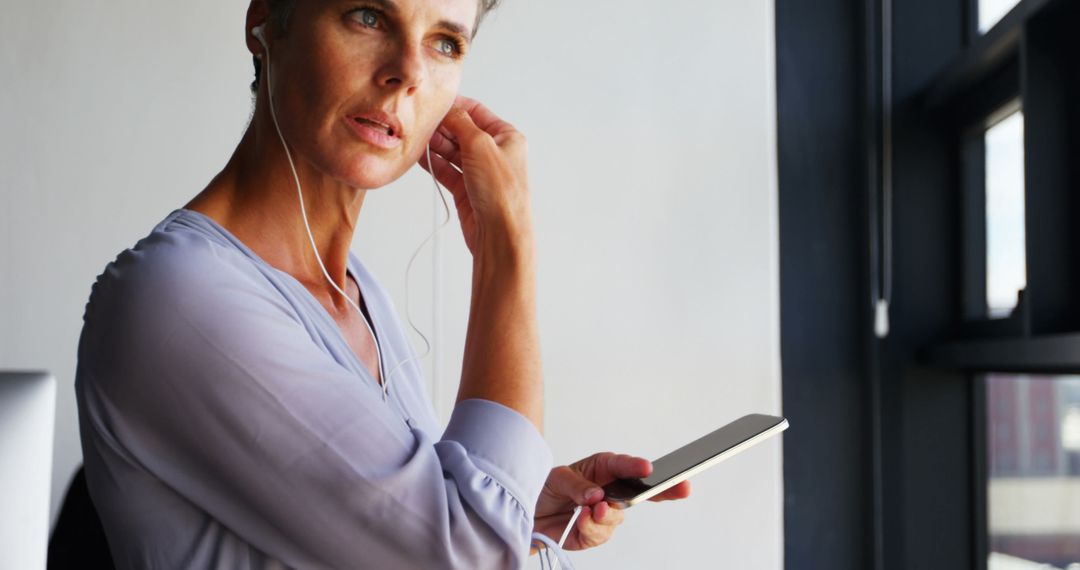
[257,0,478,190]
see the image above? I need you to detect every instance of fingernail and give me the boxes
[583,487,603,502]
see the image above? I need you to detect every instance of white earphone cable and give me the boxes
[559,506,582,548]
[259,31,574,569]
[259,29,452,403]
[383,149,452,400]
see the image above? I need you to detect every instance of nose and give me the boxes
[375,38,426,96]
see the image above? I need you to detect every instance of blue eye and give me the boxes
[352,7,380,28]
[435,37,466,58]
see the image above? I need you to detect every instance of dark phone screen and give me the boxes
[603,414,785,500]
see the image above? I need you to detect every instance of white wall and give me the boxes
[1,1,781,568]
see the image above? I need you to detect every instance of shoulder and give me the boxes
[92,214,254,310]
[80,211,290,354]
[77,211,316,404]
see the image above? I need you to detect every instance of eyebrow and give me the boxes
[361,0,474,43]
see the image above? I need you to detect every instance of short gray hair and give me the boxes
[252,0,501,92]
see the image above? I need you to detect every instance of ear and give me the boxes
[245,0,270,58]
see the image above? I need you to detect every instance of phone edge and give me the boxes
[612,417,789,509]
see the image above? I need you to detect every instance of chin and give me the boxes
[336,155,410,190]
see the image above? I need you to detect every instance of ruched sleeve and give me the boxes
[75,225,552,570]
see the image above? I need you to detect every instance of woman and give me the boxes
[74,0,690,567]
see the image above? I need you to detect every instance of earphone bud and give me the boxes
[252,23,267,56]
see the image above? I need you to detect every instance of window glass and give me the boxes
[985,110,1026,318]
[987,374,1080,569]
[980,0,1022,33]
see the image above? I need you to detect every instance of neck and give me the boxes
[187,110,366,305]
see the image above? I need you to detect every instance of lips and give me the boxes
[355,117,394,137]
[346,109,405,150]
[349,110,403,139]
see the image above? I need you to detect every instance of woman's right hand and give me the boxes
[418,95,533,256]
[421,96,544,433]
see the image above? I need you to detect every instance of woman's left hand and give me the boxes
[532,453,692,552]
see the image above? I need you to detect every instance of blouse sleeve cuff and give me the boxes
[440,399,554,517]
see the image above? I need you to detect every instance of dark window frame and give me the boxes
[902,0,1080,566]
[778,0,1080,568]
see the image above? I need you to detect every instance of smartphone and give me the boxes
[602,413,789,509]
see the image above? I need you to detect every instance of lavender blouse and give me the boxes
[75,209,553,569]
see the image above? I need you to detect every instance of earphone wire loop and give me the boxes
[380,144,453,400]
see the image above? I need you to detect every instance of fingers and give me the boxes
[543,466,605,507]
[603,453,652,480]
[575,452,651,485]
[451,95,518,137]
[534,453,693,553]
[649,480,692,503]
[436,96,519,154]
[416,150,463,195]
[439,107,493,151]
[574,501,625,549]
[428,129,460,165]
[591,501,623,525]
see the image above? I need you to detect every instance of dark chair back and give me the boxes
[47,466,115,569]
